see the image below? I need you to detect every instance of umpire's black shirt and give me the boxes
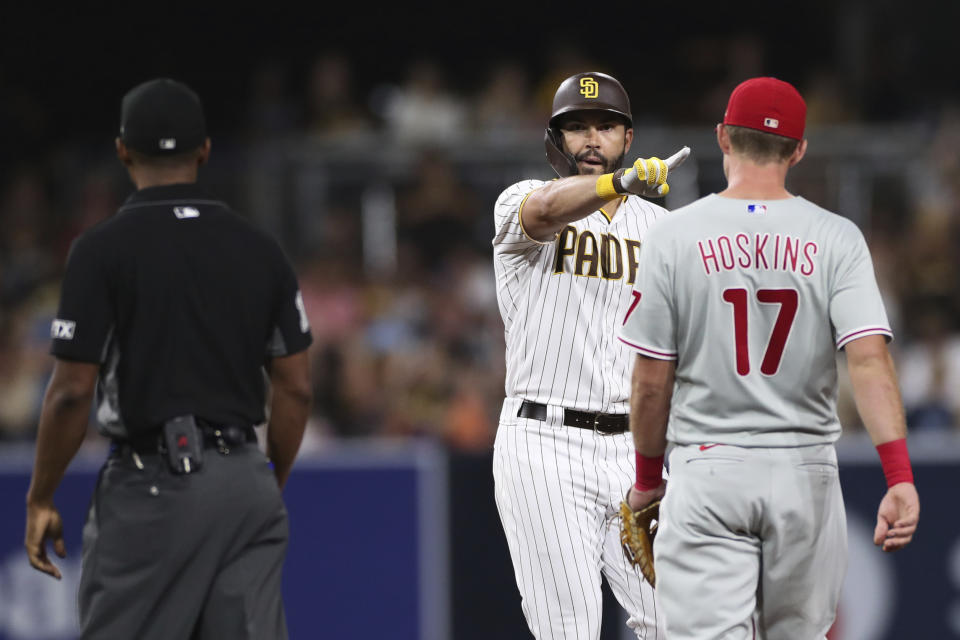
[51,183,312,439]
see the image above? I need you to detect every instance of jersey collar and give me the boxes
[123,182,211,206]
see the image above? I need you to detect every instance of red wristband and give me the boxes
[876,438,914,487]
[635,452,664,491]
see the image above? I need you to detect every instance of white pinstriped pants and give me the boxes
[493,398,664,639]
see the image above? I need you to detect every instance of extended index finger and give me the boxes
[664,146,691,170]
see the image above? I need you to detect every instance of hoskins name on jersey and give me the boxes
[698,233,819,277]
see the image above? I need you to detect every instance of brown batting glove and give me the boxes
[619,498,660,587]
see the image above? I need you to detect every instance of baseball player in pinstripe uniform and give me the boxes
[491,71,689,639]
[619,77,920,639]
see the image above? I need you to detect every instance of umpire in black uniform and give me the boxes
[24,78,313,639]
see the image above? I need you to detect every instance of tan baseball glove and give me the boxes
[619,499,660,587]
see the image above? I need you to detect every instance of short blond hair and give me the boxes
[725,125,800,163]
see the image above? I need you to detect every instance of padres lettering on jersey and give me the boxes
[493,179,668,413]
[552,226,644,283]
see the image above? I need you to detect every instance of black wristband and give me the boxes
[612,168,627,194]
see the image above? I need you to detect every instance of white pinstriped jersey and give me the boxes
[618,194,892,447]
[493,179,669,413]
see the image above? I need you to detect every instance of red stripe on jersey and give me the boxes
[836,327,892,349]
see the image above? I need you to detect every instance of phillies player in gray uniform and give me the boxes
[619,76,920,639]
[492,71,688,639]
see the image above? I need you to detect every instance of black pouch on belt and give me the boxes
[162,415,204,474]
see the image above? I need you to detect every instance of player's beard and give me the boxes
[575,147,626,176]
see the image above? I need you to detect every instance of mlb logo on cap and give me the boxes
[723,77,806,141]
[119,78,207,156]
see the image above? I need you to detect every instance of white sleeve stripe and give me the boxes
[616,337,678,360]
[835,326,893,349]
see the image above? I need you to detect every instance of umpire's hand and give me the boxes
[25,502,67,579]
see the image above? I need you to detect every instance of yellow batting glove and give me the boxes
[631,157,670,196]
[594,146,691,200]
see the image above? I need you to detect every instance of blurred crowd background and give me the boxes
[2,4,959,454]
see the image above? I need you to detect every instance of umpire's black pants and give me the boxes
[78,443,289,639]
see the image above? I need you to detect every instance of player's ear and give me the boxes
[624,127,634,154]
[715,124,732,154]
[115,138,133,166]
[197,138,212,167]
[788,138,807,167]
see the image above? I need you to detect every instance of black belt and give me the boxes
[517,400,629,435]
[112,423,257,455]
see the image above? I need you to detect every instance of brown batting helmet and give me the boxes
[545,72,633,177]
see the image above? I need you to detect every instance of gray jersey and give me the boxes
[493,179,668,413]
[618,194,891,446]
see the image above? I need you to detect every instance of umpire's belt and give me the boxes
[518,401,629,435]
[112,423,257,455]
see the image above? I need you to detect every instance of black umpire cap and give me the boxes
[119,78,207,156]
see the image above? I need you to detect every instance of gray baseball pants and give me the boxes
[78,444,289,639]
[655,443,847,639]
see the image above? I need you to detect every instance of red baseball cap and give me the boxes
[723,77,806,141]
